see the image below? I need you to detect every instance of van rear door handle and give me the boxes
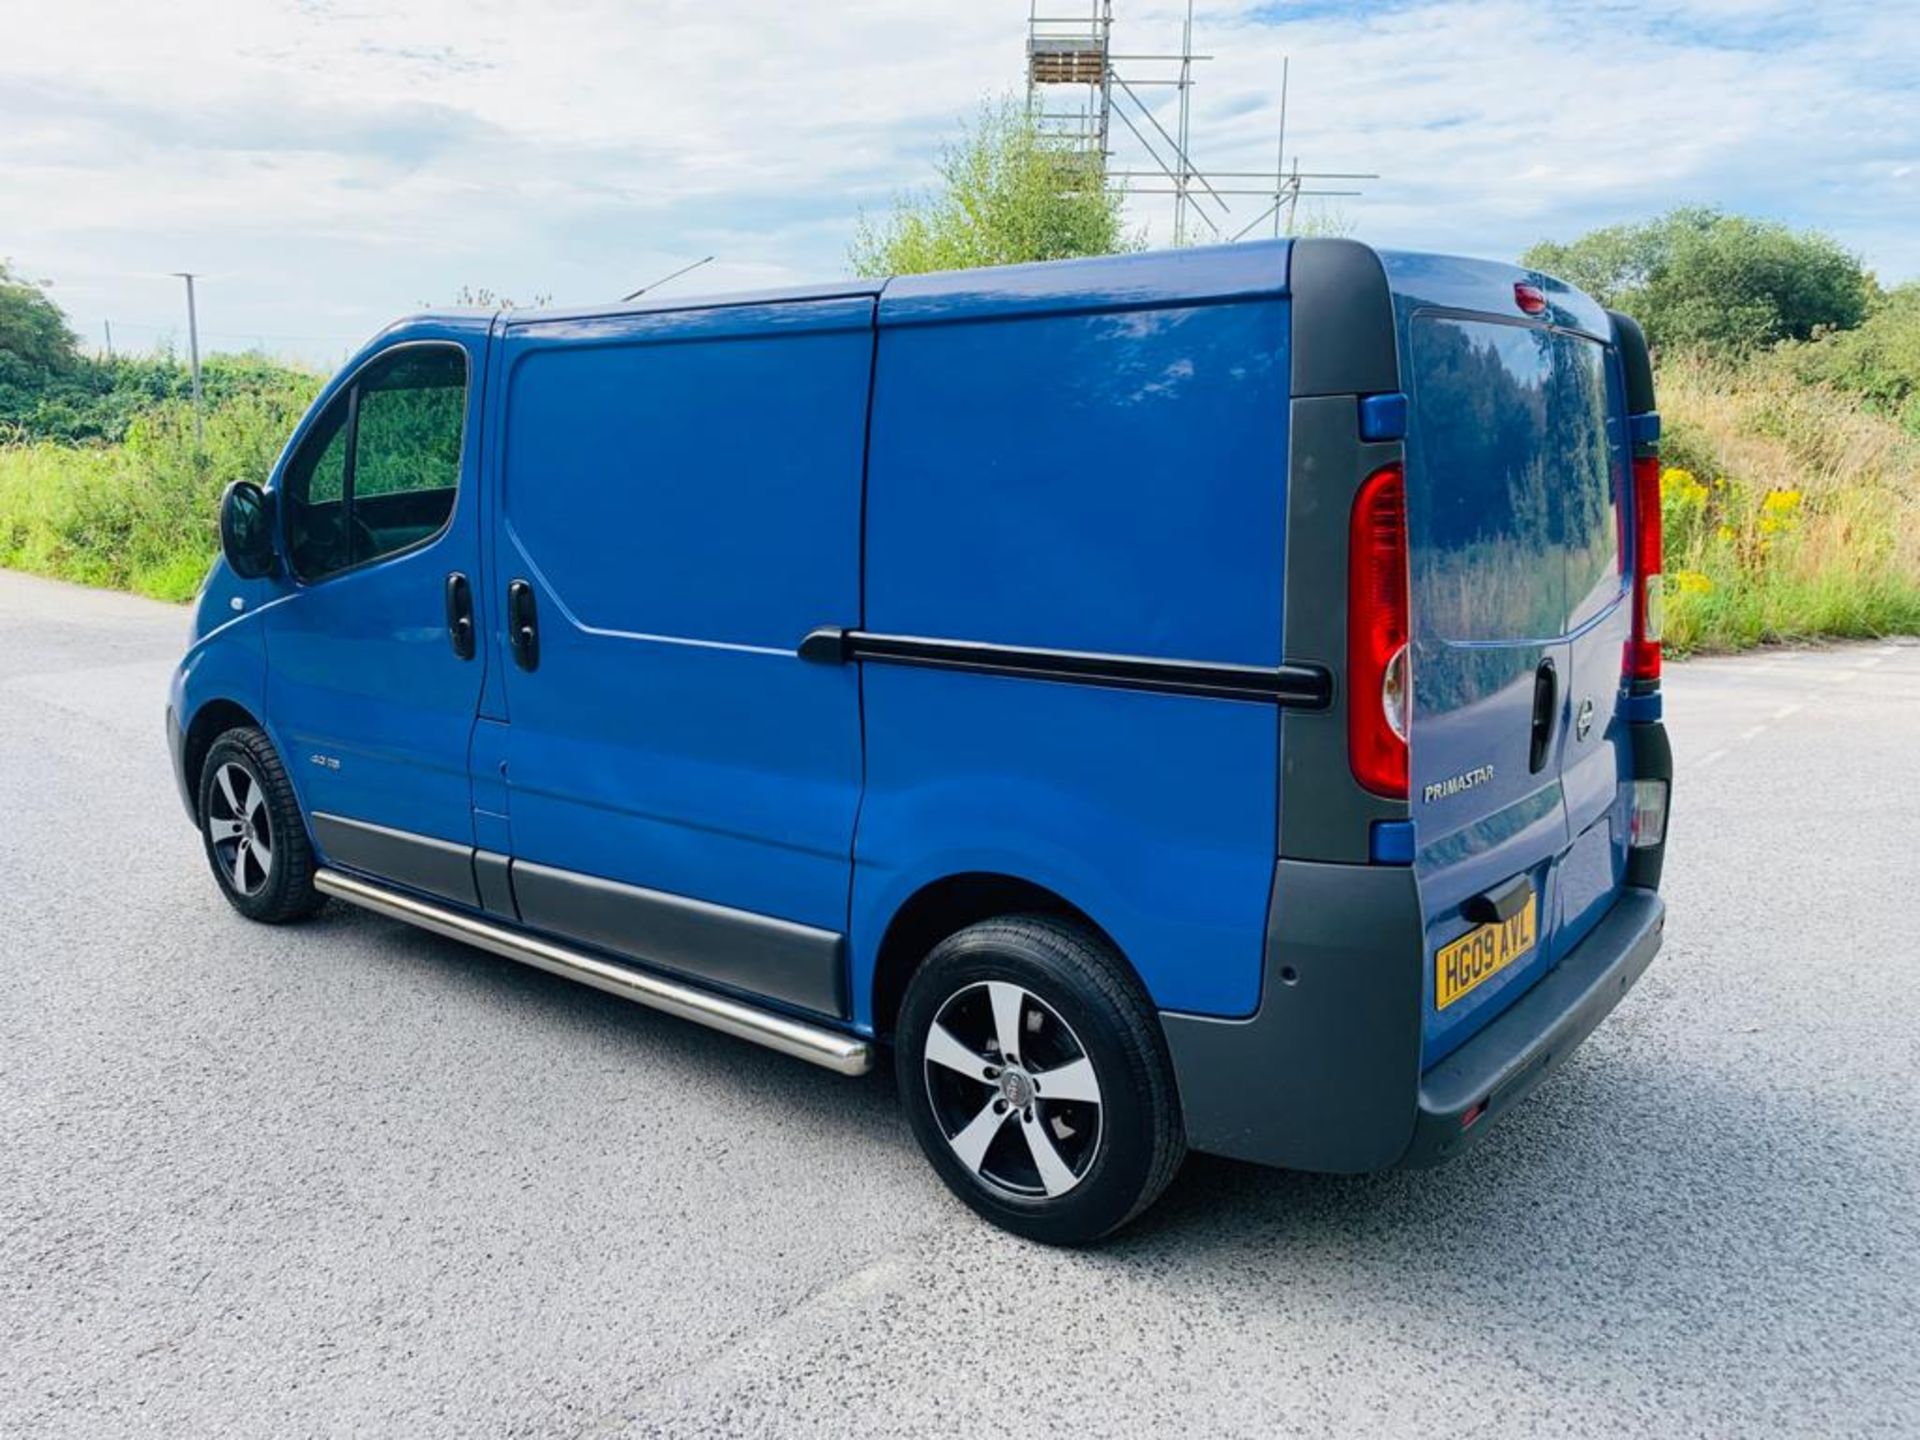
[1528,657,1557,774]
[444,572,475,660]
[507,579,540,672]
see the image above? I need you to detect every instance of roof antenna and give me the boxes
[622,255,715,303]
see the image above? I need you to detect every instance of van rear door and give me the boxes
[1556,345,1635,962]
[1404,313,1570,1063]
[1390,267,1633,1064]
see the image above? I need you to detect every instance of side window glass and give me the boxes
[285,395,351,579]
[350,348,467,565]
[281,344,467,582]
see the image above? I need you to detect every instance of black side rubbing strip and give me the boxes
[313,811,479,908]
[511,859,848,1019]
[798,627,1331,708]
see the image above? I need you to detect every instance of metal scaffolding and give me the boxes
[1025,3,1376,244]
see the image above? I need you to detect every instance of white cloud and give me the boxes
[3,0,1912,364]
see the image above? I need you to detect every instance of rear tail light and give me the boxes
[1629,779,1669,848]
[1349,462,1410,798]
[1629,453,1664,681]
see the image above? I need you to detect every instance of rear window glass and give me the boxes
[1407,317,1624,642]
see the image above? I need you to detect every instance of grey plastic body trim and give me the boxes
[1288,239,1400,398]
[511,859,848,1020]
[1278,238,1410,862]
[312,811,478,907]
[1162,858,1425,1172]
[1624,720,1672,891]
[314,869,873,1076]
[1607,309,1658,416]
[1399,887,1664,1167]
[1161,863,1666,1173]
[473,849,517,920]
[1277,399,1409,861]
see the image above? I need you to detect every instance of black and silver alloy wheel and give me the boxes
[206,760,273,896]
[197,725,323,925]
[924,980,1104,1199]
[897,915,1186,1245]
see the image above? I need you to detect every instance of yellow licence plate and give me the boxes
[1436,901,1539,1010]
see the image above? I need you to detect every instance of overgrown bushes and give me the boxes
[1657,354,1920,651]
[0,374,320,600]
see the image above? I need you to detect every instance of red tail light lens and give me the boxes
[1514,282,1547,316]
[1349,462,1410,798]
[1629,454,1664,680]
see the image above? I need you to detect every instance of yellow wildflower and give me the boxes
[1661,467,1709,506]
[1761,489,1803,514]
[1672,570,1714,595]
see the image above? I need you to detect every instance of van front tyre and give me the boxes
[197,727,323,925]
[896,916,1185,1245]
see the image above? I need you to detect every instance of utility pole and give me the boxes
[172,272,203,448]
[103,320,114,359]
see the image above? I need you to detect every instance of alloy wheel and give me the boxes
[206,761,273,896]
[923,980,1104,1199]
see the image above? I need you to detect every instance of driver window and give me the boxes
[282,344,468,582]
[285,396,350,579]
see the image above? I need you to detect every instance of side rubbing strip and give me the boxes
[313,811,479,908]
[511,860,849,1020]
[473,849,518,921]
[799,628,1331,708]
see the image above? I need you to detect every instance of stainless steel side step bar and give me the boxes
[315,868,874,1076]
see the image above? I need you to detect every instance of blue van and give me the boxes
[170,239,1671,1243]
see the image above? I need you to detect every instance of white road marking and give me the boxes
[1739,725,1766,742]
[1772,705,1803,721]
[1699,748,1729,767]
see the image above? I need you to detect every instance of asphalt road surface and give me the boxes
[3,567,1916,1438]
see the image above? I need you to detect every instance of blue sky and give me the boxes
[4,0,1914,366]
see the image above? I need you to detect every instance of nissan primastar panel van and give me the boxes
[170,239,1672,1244]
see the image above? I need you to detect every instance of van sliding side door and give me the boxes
[486,296,876,1021]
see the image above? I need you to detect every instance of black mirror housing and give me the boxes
[219,480,278,580]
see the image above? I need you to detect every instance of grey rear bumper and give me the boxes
[1160,860,1664,1174]
[1398,886,1663,1167]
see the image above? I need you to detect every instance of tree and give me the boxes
[849,99,1138,277]
[0,262,81,374]
[1522,209,1872,355]
[1782,281,1920,433]
[1,262,87,437]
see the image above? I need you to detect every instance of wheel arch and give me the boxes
[182,698,263,822]
[868,872,1127,1043]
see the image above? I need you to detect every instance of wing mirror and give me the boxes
[219,480,279,579]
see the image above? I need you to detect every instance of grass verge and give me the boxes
[0,379,318,602]
[1659,353,1920,653]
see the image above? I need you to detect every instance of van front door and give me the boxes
[263,335,490,906]
[487,297,873,1020]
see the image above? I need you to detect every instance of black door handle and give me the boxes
[507,578,539,671]
[444,572,475,660]
[1529,657,1558,774]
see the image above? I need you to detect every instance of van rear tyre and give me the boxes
[896,915,1185,1245]
[197,727,324,925]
